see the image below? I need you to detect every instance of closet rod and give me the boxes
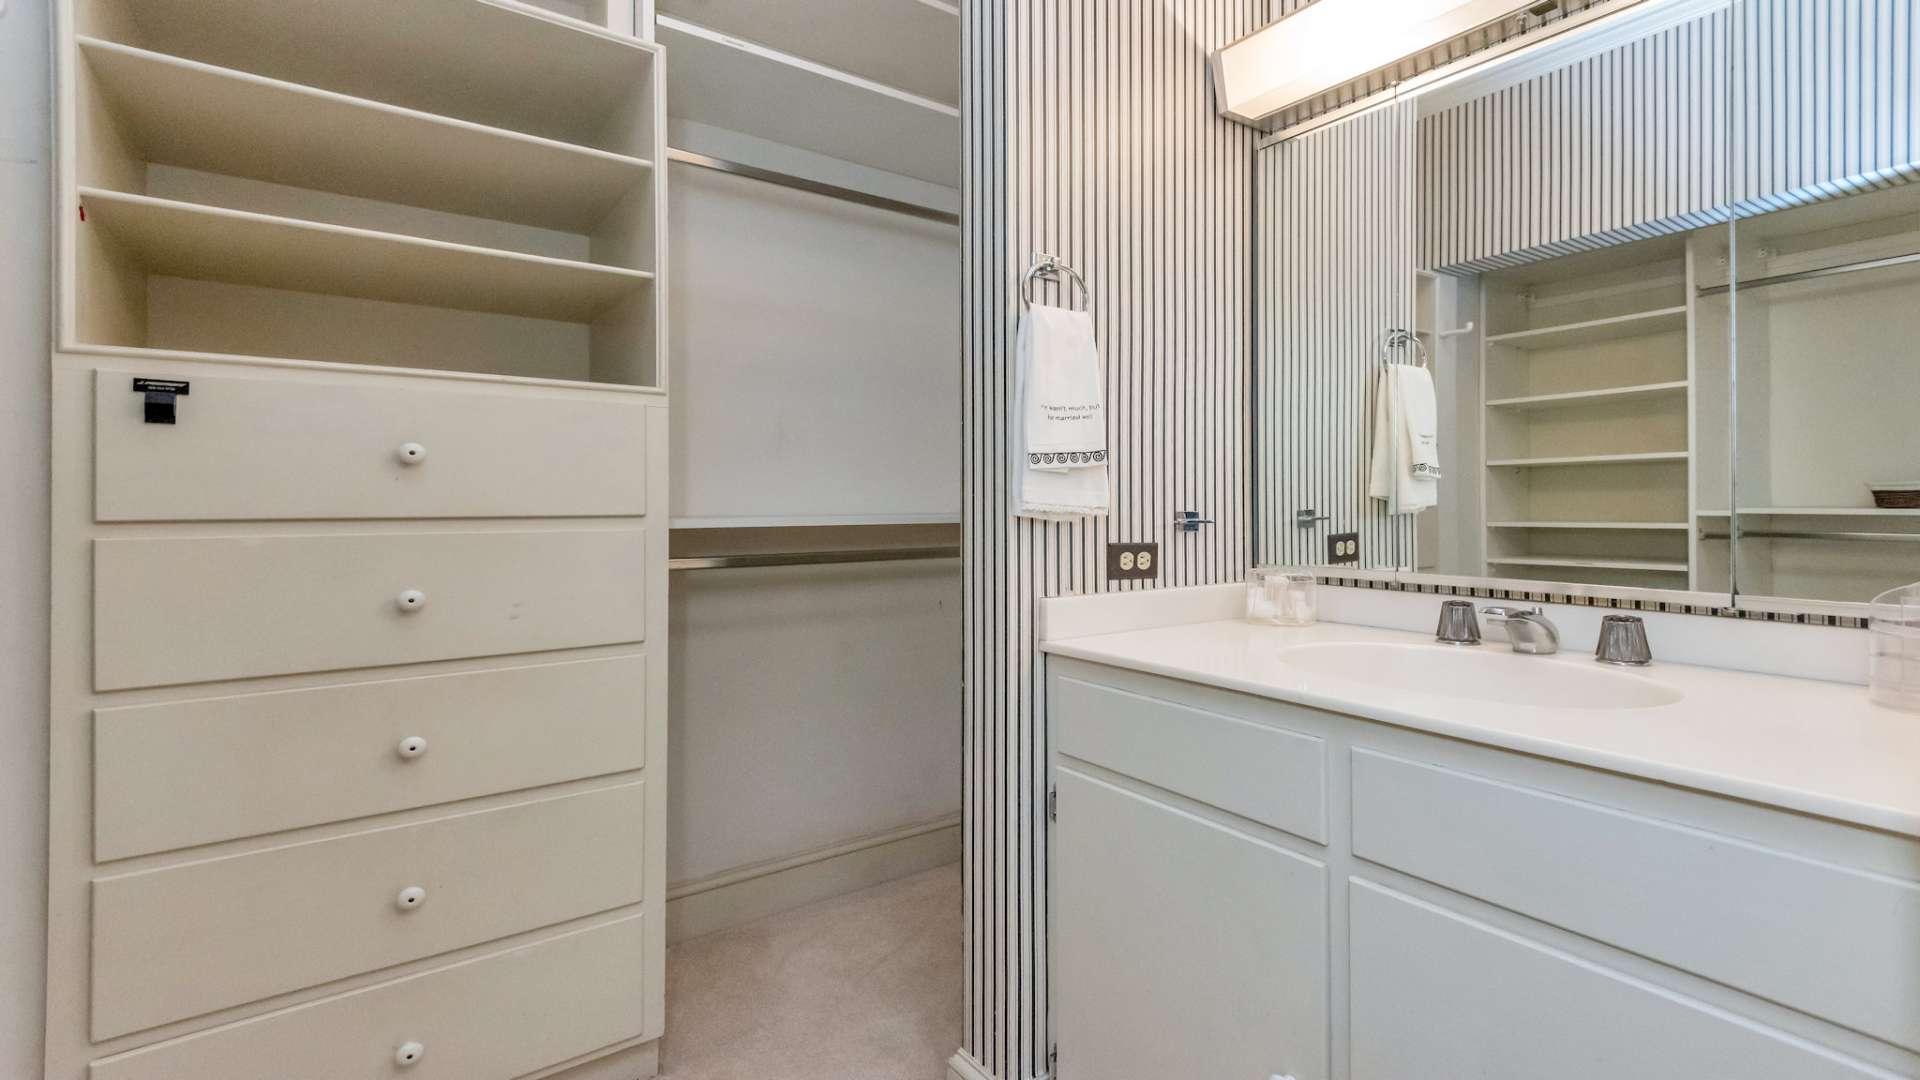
[669,546,961,571]
[1695,250,1920,296]
[666,148,960,225]
[1698,529,1920,544]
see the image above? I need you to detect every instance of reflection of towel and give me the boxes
[1014,305,1109,519]
[1368,365,1439,514]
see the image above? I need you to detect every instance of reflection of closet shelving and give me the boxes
[656,3,960,187]
[1478,235,1694,588]
[64,0,664,387]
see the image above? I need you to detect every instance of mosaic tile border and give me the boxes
[1315,575,1871,630]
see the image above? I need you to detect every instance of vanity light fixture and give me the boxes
[1211,0,1538,126]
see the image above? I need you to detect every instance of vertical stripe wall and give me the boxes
[1255,101,1418,567]
[961,1,1265,1076]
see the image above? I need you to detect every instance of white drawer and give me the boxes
[1350,880,1886,1080]
[93,528,648,690]
[90,782,646,1040]
[1053,671,1327,843]
[94,654,648,860]
[90,914,649,1080]
[94,369,648,521]
[1352,749,1920,1053]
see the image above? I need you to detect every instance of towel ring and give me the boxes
[1379,328,1427,369]
[1021,253,1091,310]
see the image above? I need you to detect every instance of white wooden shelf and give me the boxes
[656,15,959,187]
[1486,556,1690,573]
[1485,306,1689,350]
[656,0,959,107]
[1486,381,1688,410]
[1697,507,1920,518]
[1489,521,1690,531]
[79,37,651,233]
[79,188,651,322]
[92,0,655,154]
[1487,451,1689,468]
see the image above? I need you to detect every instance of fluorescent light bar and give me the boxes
[1211,0,1527,125]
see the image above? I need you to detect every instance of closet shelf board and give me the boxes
[1696,507,1920,518]
[78,189,652,323]
[1486,381,1689,409]
[1486,451,1689,468]
[1485,306,1689,350]
[79,38,651,233]
[100,0,652,150]
[1488,521,1690,531]
[654,0,960,107]
[656,15,960,187]
[1486,556,1690,573]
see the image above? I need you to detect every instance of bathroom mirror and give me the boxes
[1254,0,1918,616]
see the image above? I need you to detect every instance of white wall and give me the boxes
[1,0,51,1073]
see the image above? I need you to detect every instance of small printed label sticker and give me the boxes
[132,378,190,395]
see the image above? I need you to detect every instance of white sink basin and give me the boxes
[1277,641,1684,710]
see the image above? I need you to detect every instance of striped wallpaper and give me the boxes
[1255,101,1419,567]
[960,1,1264,1076]
[1419,0,1920,273]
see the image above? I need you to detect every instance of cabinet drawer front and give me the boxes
[93,528,648,690]
[94,369,648,521]
[94,655,648,860]
[1053,673,1326,842]
[90,914,648,1080]
[91,782,646,1040]
[1056,768,1328,1080]
[1352,750,1920,1052]
[1351,881,1886,1080]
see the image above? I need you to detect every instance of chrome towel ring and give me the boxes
[1020,252,1091,310]
[1378,327,1428,368]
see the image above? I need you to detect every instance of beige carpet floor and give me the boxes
[657,863,962,1080]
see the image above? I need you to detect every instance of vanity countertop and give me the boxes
[1042,619,1920,839]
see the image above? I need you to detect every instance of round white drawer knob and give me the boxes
[396,736,428,760]
[395,1041,426,1067]
[395,886,428,911]
[396,442,427,466]
[395,589,427,613]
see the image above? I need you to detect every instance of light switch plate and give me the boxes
[1106,542,1159,581]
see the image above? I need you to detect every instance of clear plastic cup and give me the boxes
[1869,583,1920,712]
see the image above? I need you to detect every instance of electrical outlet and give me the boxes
[1106,542,1159,581]
[1327,532,1360,565]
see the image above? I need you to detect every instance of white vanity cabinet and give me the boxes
[1049,657,1920,1080]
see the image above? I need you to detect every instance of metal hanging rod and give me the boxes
[665,147,959,226]
[1698,529,1920,544]
[669,546,961,571]
[1695,250,1920,297]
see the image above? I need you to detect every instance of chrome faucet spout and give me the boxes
[1480,605,1560,655]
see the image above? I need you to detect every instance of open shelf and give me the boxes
[656,0,959,107]
[1488,451,1688,468]
[1486,380,1688,410]
[1696,507,1920,518]
[656,14,959,187]
[80,189,651,322]
[1484,306,1689,350]
[1486,556,1689,573]
[1489,521,1689,531]
[76,0,655,155]
[78,37,651,233]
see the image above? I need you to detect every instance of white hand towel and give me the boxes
[1368,365,1439,514]
[1014,304,1110,520]
[1019,305,1106,471]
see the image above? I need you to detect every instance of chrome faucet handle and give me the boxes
[1595,614,1653,666]
[1481,605,1560,655]
[1435,599,1481,646]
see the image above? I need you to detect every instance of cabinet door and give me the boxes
[1350,880,1889,1080]
[1055,768,1327,1080]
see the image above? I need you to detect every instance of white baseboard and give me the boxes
[948,1049,997,1080]
[665,815,961,944]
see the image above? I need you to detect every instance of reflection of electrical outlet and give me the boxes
[1327,532,1360,565]
[1107,542,1159,581]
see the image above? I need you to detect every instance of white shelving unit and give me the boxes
[1476,236,1696,589]
[657,0,959,107]
[63,0,666,387]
